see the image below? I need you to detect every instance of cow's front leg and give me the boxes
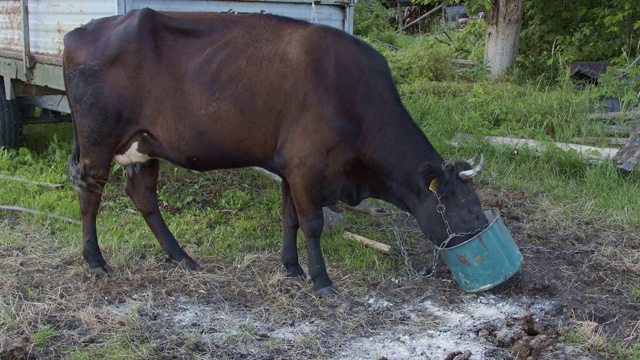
[281,180,305,280]
[125,159,197,270]
[299,207,335,294]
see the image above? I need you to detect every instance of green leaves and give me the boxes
[521,0,640,78]
[353,0,394,36]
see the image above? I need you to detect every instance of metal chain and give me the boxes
[350,213,434,278]
[349,194,599,278]
[518,245,600,254]
[391,212,435,278]
[349,194,487,279]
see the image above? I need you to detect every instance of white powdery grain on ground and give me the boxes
[337,295,552,360]
[118,293,594,359]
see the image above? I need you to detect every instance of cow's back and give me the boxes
[63,8,407,174]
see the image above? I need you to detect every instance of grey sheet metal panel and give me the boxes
[123,0,355,34]
[2,0,353,59]
[28,0,117,57]
[1,0,354,103]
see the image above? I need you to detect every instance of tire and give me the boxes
[0,77,24,149]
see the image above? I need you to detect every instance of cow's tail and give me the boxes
[67,121,85,192]
[67,120,103,193]
[64,53,85,193]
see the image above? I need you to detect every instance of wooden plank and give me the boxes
[588,111,640,121]
[400,4,443,30]
[0,205,87,227]
[571,137,627,147]
[451,133,620,163]
[0,174,64,188]
[344,231,392,254]
[592,123,636,136]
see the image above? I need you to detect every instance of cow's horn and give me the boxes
[459,154,485,181]
[467,155,478,166]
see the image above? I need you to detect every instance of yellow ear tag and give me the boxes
[429,178,439,193]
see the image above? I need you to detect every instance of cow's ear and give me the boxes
[419,163,445,193]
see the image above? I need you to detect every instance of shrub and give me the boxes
[380,36,456,85]
[354,0,394,37]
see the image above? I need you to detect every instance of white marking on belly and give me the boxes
[113,141,152,165]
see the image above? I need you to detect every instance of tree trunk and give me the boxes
[484,0,525,79]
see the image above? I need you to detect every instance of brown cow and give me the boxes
[63,8,487,294]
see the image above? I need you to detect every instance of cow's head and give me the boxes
[417,155,488,248]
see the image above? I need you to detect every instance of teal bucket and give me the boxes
[441,208,523,293]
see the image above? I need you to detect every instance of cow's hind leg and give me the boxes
[281,179,305,280]
[79,188,112,276]
[69,149,113,276]
[125,159,197,270]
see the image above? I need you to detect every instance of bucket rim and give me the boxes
[440,207,502,251]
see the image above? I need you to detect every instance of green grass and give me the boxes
[1,78,638,266]
[66,340,152,360]
[398,76,640,230]
[1,49,639,358]
[0,123,402,278]
[32,324,58,346]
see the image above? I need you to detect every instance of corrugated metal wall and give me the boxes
[125,0,353,33]
[2,0,352,58]
[28,0,117,56]
[0,0,24,53]
[0,0,116,57]
[1,0,353,94]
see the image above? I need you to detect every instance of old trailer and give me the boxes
[0,0,356,148]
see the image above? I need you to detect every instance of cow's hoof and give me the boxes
[313,285,338,296]
[285,269,307,281]
[177,257,198,270]
[89,264,113,277]
[285,265,306,281]
[287,273,307,282]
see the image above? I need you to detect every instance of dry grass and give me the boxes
[0,222,393,359]
[570,315,622,354]
[1,183,639,359]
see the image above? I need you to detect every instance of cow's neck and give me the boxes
[363,117,443,214]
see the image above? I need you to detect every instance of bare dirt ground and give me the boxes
[1,179,639,359]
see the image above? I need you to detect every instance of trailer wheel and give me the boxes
[0,78,23,149]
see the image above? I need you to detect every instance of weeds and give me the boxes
[0,30,638,359]
[32,325,58,346]
[631,287,640,302]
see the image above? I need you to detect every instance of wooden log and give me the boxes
[587,111,640,121]
[451,133,619,164]
[344,231,392,254]
[0,174,64,188]
[400,4,443,31]
[571,137,627,147]
[589,122,638,137]
[343,202,391,217]
[451,59,478,67]
[0,205,106,229]
[0,205,79,225]
[251,166,282,182]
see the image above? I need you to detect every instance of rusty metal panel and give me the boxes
[0,0,22,53]
[28,0,117,57]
